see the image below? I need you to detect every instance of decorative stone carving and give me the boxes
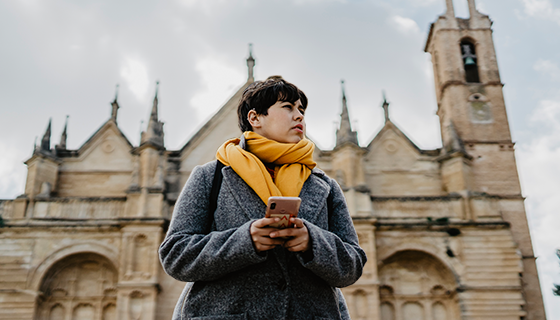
[102,139,116,153]
[378,250,459,320]
[37,253,117,320]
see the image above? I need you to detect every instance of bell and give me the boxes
[464,57,476,66]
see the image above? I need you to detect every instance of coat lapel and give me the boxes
[297,173,331,225]
[221,166,267,221]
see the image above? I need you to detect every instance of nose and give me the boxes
[294,109,304,120]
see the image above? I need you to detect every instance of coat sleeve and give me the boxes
[296,176,367,288]
[159,163,267,282]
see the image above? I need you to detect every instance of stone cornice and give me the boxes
[0,217,167,229]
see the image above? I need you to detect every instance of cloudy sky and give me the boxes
[1,0,559,316]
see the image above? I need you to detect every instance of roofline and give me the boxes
[424,22,435,52]
[75,119,133,156]
[178,79,253,154]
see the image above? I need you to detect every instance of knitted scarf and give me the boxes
[216,131,316,205]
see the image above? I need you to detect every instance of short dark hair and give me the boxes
[237,76,308,132]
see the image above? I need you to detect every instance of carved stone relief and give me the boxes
[36,253,117,320]
[378,250,458,320]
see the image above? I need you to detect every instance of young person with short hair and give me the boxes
[159,76,367,320]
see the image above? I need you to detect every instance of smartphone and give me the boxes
[265,196,301,228]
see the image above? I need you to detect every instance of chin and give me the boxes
[287,136,303,144]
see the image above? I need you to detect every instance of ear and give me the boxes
[247,109,262,129]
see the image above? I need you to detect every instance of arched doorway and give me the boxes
[35,253,118,320]
[378,250,460,320]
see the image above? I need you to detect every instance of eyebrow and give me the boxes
[279,100,306,110]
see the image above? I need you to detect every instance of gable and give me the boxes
[61,121,133,172]
[56,121,134,197]
[364,122,443,196]
[179,81,251,174]
[365,122,421,171]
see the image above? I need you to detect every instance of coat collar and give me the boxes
[221,166,266,221]
[221,166,331,224]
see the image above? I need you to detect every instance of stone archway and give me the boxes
[35,253,118,320]
[378,250,460,320]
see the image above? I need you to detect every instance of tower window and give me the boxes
[461,41,480,83]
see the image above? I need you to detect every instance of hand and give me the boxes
[269,218,310,253]
[250,218,285,253]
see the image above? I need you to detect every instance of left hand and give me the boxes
[269,218,310,252]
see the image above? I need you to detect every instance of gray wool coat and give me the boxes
[159,160,367,320]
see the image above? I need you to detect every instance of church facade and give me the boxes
[0,0,547,319]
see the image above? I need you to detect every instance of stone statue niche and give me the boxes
[378,250,460,320]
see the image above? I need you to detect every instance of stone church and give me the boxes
[0,0,547,319]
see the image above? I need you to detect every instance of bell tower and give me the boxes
[425,0,520,195]
[425,1,546,319]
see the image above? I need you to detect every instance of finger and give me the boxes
[256,237,285,246]
[252,218,280,229]
[270,229,296,238]
[285,242,309,252]
[290,218,305,228]
[271,225,307,238]
[251,227,281,239]
[284,235,308,248]
[252,232,285,244]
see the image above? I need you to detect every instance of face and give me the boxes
[249,99,306,143]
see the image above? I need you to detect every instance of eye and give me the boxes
[298,108,305,115]
[282,104,295,113]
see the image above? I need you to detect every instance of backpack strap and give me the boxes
[209,160,225,215]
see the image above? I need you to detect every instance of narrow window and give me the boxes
[461,41,480,83]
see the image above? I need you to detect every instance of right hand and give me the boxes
[250,218,285,253]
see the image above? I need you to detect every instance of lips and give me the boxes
[292,124,304,133]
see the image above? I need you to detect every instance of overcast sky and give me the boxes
[1,0,559,316]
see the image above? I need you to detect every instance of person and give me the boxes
[159,76,367,320]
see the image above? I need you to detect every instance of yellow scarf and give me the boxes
[216,131,316,205]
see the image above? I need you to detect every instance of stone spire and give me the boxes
[33,136,38,154]
[467,0,479,18]
[335,80,358,147]
[140,81,165,149]
[151,82,159,122]
[57,115,69,150]
[40,118,52,152]
[381,91,390,123]
[445,0,455,17]
[247,43,255,82]
[111,84,120,122]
